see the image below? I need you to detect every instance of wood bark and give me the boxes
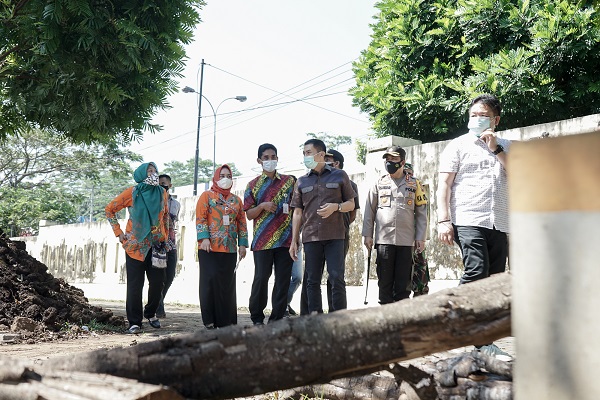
[2,273,511,399]
[280,351,512,400]
[0,363,183,400]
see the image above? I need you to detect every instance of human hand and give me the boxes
[238,246,247,260]
[289,241,298,261]
[317,203,337,219]
[479,130,498,151]
[415,240,425,253]
[261,202,277,213]
[437,222,454,246]
[364,237,373,251]
[200,238,211,252]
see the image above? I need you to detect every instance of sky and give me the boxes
[129,0,379,181]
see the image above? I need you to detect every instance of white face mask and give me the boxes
[262,160,277,173]
[468,116,491,137]
[217,177,233,190]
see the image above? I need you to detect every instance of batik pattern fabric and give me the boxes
[243,172,294,250]
[196,190,248,253]
[105,186,170,261]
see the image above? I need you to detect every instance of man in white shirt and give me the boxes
[436,93,511,359]
[437,93,510,283]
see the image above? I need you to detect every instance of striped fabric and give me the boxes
[243,173,295,251]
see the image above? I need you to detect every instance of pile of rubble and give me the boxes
[0,230,124,341]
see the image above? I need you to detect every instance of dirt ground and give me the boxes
[1,301,215,362]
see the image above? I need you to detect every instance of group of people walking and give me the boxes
[106,93,510,358]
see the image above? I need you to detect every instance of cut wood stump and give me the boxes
[0,273,511,399]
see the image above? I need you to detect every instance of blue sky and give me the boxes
[131,1,378,179]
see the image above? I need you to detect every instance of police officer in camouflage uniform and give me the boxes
[362,146,428,304]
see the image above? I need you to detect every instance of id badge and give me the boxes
[223,215,230,226]
[283,203,290,214]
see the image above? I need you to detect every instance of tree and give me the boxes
[0,186,83,236]
[162,158,242,187]
[0,0,204,143]
[0,129,141,233]
[351,0,600,142]
[0,130,141,191]
[306,132,352,151]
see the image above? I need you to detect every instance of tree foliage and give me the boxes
[162,158,242,187]
[0,129,141,234]
[351,0,600,142]
[0,130,141,191]
[0,0,204,143]
[306,132,352,151]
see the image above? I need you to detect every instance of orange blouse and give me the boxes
[196,189,248,253]
[105,186,170,261]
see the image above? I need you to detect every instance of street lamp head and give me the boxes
[182,86,196,93]
[235,96,247,102]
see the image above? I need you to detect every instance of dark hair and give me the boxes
[158,174,171,182]
[304,138,326,153]
[470,94,502,116]
[328,149,344,169]
[257,143,277,158]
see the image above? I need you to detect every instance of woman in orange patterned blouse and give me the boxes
[105,162,169,334]
[196,164,248,329]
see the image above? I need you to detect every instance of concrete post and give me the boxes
[510,132,600,399]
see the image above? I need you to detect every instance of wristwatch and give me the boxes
[492,144,504,155]
[338,203,342,212]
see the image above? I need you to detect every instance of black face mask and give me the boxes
[160,185,169,192]
[385,161,402,174]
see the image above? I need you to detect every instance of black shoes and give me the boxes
[287,305,297,316]
[147,318,161,329]
[253,321,265,326]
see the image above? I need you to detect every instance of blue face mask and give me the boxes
[468,116,491,137]
[304,155,319,169]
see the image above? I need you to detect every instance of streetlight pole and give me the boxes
[211,96,247,173]
[183,81,247,181]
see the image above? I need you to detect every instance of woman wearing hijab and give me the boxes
[105,162,170,334]
[196,164,248,329]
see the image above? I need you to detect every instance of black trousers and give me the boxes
[375,244,413,304]
[157,249,177,315]
[249,247,293,324]
[125,250,165,327]
[454,225,508,284]
[198,250,237,328]
[303,240,347,313]
[300,237,350,315]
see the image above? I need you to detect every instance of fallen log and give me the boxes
[279,351,512,400]
[0,363,183,400]
[3,273,511,399]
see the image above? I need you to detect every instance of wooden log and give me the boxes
[0,362,183,400]
[278,351,512,400]
[5,273,511,399]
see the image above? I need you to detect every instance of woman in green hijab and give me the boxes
[105,162,170,334]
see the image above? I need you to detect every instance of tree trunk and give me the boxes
[0,364,183,400]
[3,273,511,399]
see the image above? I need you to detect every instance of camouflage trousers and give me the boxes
[411,249,430,296]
